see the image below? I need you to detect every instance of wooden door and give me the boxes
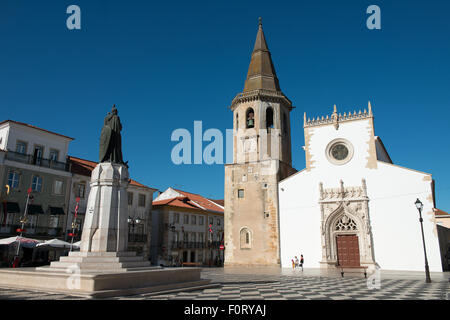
[336,235,360,267]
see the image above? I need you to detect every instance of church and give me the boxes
[224,19,445,272]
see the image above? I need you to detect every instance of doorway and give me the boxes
[336,235,360,267]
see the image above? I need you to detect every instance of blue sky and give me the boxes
[1,0,449,210]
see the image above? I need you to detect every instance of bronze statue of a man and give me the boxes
[99,105,124,164]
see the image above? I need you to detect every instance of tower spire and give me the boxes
[243,18,280,92]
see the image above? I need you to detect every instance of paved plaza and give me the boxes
[0,267,448,300]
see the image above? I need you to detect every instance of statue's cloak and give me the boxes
[99,125,112,163]
[99,112,123,164]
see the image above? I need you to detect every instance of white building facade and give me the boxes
[279,104,443,272]
[0,120,73,241]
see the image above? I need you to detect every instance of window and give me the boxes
[49,215,59,228]
[191,233,196,242]
[33,146,44,165]
[199,233,204,243]
[7,171,20,189]
[175,213,180,223]
[16,141,27,154]
[246,108,255,128]
[240,228,252,249]
[31,176,43,192]
[199,216,204,225]
[238,189,244,198]
[266,107,274,128]
[138,194,146,207]
[49,149,59,162]
[54,179,63,195]
[325,138,354,166]
[331,144,349,161]
[183,232,189,243]
[191,215,196,225]
[236,113,239,129]
[209,217,214,225]
[217,218,221,226]
[127,192,133,205]
[76,183,86,198]
[28,215,37,228]
[184,214,189,224]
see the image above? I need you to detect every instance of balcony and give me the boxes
[5,151,70,172]
[208,241,222,249]
[128,233,147,243]
[0,224,64,239]
[171,241,206,249]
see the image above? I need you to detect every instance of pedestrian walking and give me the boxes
[291,259,295,270]
[300,254,304,271]
[294,256,299,269]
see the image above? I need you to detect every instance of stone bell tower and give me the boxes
[224,18,296,266]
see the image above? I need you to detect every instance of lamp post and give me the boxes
[69,197,80,252]
[127,216,143,242]
[169,224,176,266]
[208,223,213,267]
[13,188,32,268]
[414,198,432,283]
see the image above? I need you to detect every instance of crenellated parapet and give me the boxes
[304,102,373,129]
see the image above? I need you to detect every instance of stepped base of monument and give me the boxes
[35,251,152,272]
[0,266,215,298]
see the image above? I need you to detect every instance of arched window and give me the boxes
[240,228,252,249]
[266,107,274,129]
[235,112,239,129]
[246,108,255,129]
[335,214,358,231]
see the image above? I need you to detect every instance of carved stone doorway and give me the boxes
[336,235,360,267]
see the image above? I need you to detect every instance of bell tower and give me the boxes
[224,18,296,266]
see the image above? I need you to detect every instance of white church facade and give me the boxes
[224,19,445,272]
[278,104,443,272]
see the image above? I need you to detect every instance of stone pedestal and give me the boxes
[0,162,214,297]
[81,162,129,253]
[45,162,151,272]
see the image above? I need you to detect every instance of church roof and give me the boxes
[243,18,281,93]
[231,18,292,109]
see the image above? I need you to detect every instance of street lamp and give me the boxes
[414,198,432,283]
[168,224,176,266]
[127,216,142,242]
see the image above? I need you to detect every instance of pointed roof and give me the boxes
[243,18,281,92]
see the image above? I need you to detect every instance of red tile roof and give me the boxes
[0,120,74,140]
[434,208,449,216]
[209,199,224,207]
[153,188,224,213]
[68,156,155,190]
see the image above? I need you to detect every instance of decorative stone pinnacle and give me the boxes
[259,17,262,27]
[304,102,373,129]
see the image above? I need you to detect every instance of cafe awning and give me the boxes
[49,207,65,215]
[6,202,20,213]
[27,204,44,215]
